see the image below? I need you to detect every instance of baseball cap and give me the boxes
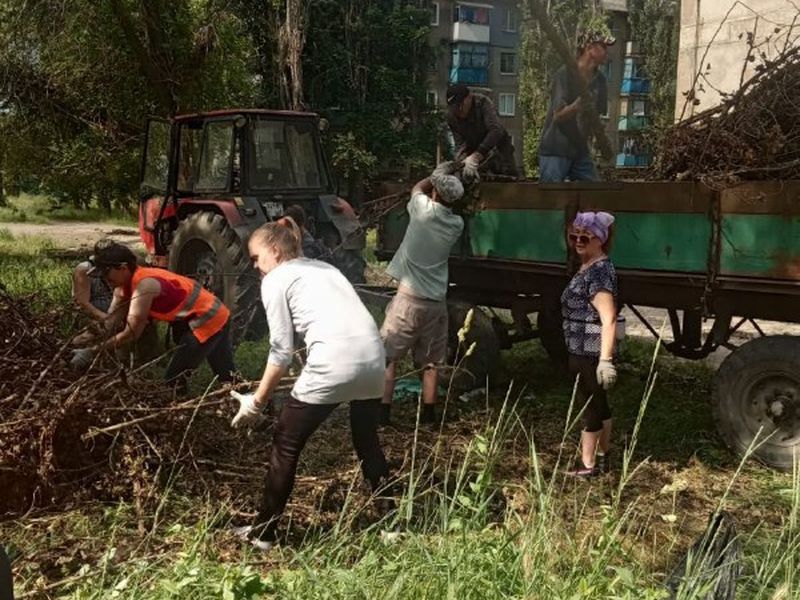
[86,241,137,276]
[446,84,470,106]
[578,30,616,51]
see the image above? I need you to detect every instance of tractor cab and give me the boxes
[139,109,365,340]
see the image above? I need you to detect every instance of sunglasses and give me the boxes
[568,233,596,245]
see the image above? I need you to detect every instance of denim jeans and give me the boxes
[539,155,599,183]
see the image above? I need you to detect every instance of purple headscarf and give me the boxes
[572,211,615,243]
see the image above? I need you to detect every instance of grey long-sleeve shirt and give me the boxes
[261,258,385,404]
[539,66,608,159]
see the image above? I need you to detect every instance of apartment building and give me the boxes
[426,1,653,172]
[676,0,798,119]
[427,1,524,169]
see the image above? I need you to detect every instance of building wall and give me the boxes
[676,0,798,119]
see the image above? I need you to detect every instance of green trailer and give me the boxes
[371,180,800,471]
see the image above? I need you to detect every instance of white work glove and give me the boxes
[230,390,266,429]
[70,347,95,372]
[462,152,483,179]
[596,359,617,390]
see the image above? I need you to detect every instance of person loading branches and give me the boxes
[230,217,391,551]
[561,211,618,478]
[72,242,236,391]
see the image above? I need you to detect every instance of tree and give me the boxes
[0,0,257,210]
[628,0,679,131]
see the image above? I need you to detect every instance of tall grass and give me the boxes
[6,341,798,599]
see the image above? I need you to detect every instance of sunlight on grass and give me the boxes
[0,193,136,225]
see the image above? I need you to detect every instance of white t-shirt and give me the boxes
[387,193,464,301]
[261,258,385,404]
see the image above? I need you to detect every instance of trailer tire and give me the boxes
[713,335,800,471]
[446,302,501,394]
[537,301,568,366]
[168,211,263,344]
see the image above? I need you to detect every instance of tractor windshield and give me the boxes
[250,118,328,190]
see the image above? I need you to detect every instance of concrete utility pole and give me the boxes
[526,0,613,159]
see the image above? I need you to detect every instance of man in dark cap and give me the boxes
[538,30,615,182]
[446,84,518,179]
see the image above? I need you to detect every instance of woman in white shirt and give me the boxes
[230,217,389,550]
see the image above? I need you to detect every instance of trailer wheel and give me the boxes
[169,211,263,344]
[537,301,568,366]
[713,335,800,471]
[446,302,501,394]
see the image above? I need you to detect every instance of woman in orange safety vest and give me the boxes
[78,241,236,388]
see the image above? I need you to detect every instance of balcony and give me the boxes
[618,115,650,131]
[453,22,490,43]
[449,66,489,86]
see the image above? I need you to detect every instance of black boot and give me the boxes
[421,403,436,425]
[379,403,391,426]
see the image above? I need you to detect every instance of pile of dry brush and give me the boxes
[651,42,800,185]
[0,286,273,517]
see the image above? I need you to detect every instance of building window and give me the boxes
[426,90,439,107]
[632,99,647,116]
[504,8,518,32]
[430,1,439,26]
[453,4,490,25]
[450,43,490,85]
[500,52,516,75]
[498,93,516,116]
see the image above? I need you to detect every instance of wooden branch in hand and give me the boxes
[526,0,613,160]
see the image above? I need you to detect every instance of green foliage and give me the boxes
[628,0,679,132]
[0,0,436,210]
[0,0,258,211]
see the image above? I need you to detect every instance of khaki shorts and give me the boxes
[381,290,448,366]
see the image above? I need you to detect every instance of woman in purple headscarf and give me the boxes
[561,211,618,477]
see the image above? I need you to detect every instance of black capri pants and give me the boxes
[568,353,612,432]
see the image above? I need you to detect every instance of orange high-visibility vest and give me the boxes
[129,267,230,344]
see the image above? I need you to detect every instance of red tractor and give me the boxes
[138,109,365,340]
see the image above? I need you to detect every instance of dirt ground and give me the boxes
[1,221,144,252]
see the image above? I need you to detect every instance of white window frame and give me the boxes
[503,7,518,32]
[430,1,439,26]
[498,93,516,117]
[499,52,516,75]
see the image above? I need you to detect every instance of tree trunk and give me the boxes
[278,0,308,111]
[0,170,6,207]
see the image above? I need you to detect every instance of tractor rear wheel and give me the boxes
[713,335,800,471]
[168,211,262,344]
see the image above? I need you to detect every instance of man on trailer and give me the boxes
[538,30,614,182]
[446,84,518,179]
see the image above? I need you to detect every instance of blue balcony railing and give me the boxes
[616,153,652,167]
[449,66,489,85]
[621,78,651,94]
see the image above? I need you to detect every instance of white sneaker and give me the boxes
[230,524,275,552]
